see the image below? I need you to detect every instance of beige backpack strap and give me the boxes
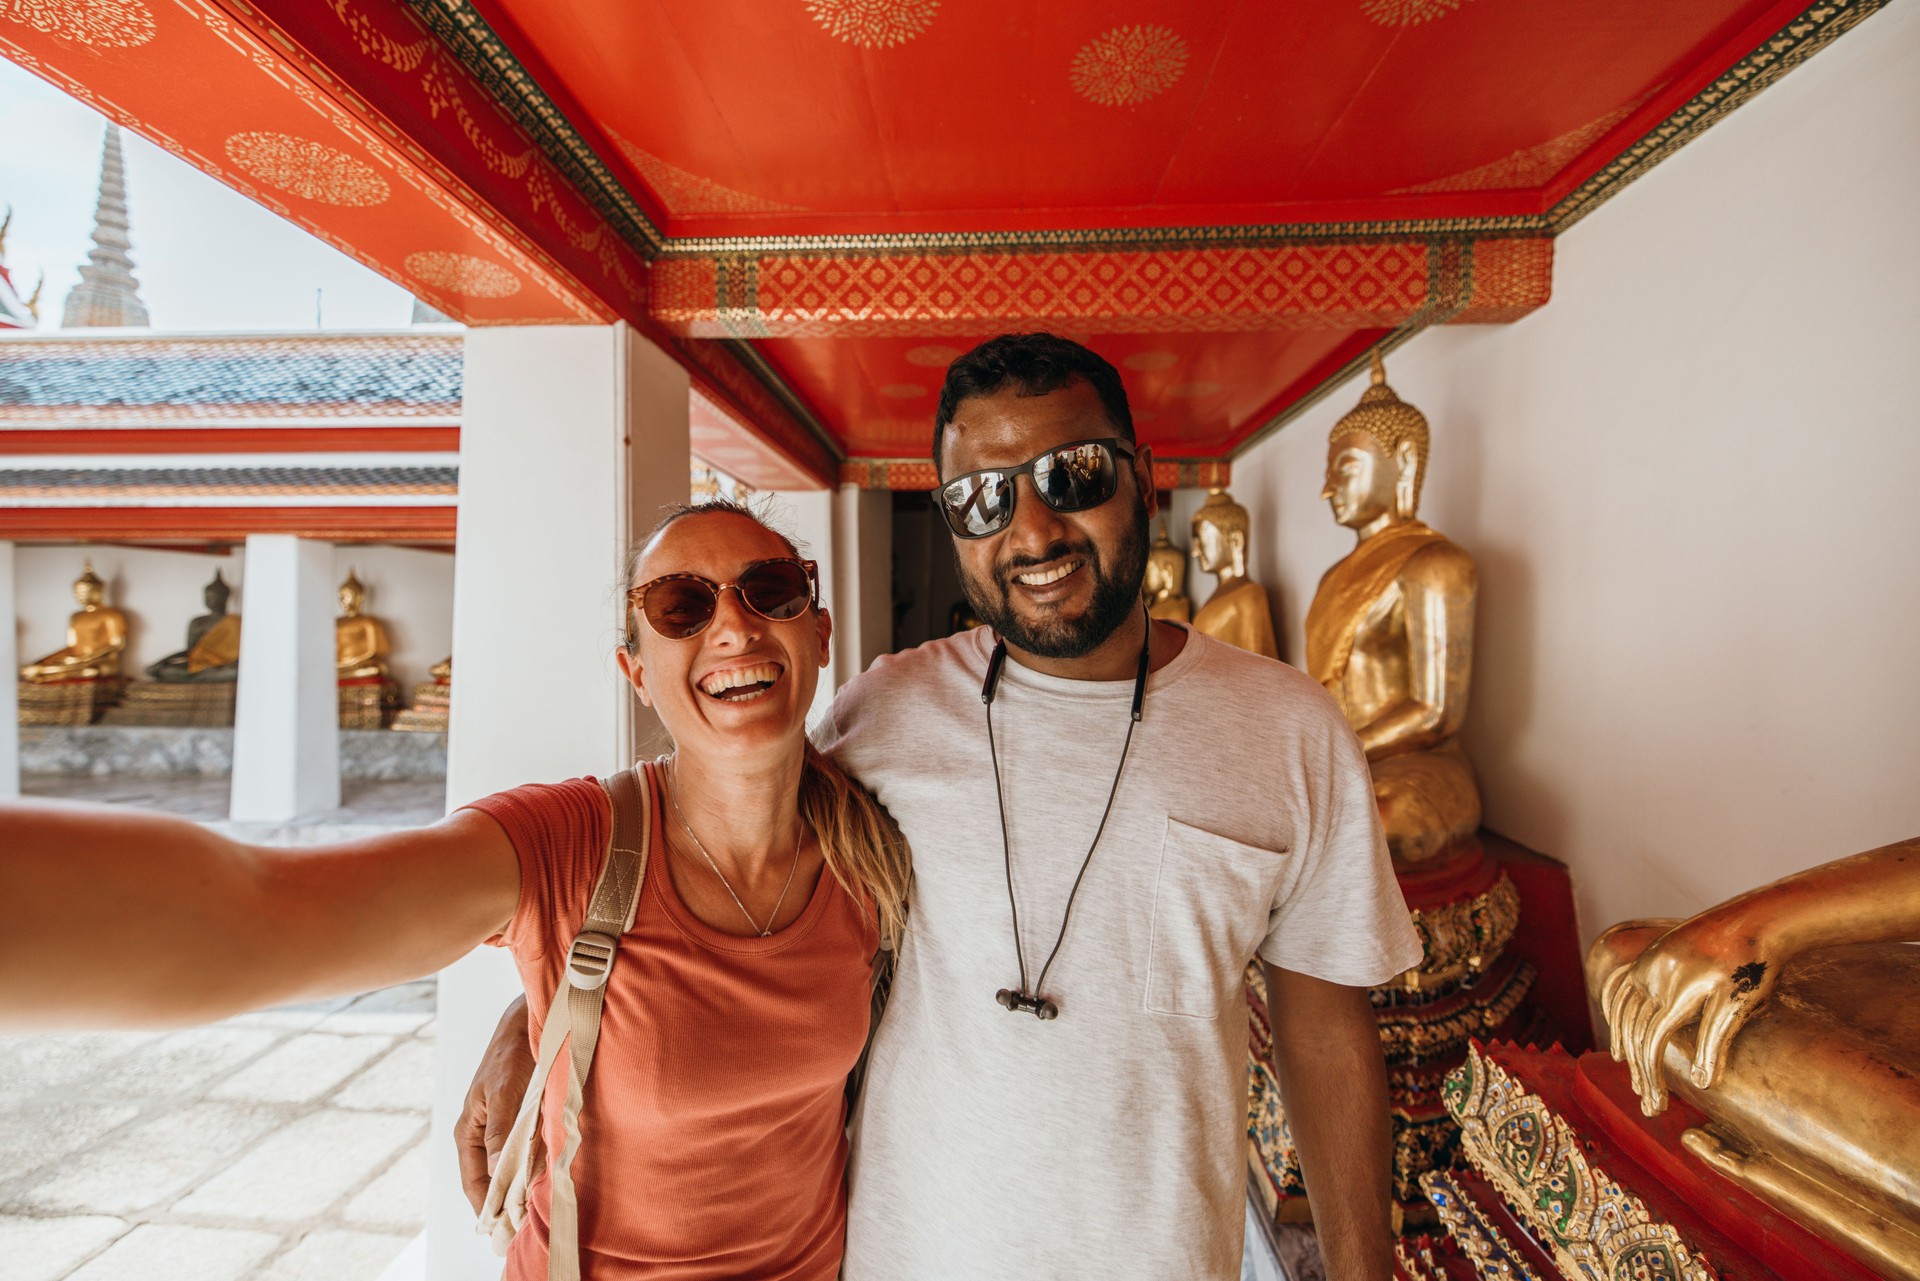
[477,762,652,1280]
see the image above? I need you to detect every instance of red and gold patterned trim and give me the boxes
[651,238,1551,339]
[0,506,455,542]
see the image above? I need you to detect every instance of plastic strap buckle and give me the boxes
[565,931,618,991]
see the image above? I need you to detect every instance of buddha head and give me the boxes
[339,569,366,618]
[1323,350,1430,530]
[1143,521,1186,603]
[1191,488,1250,579]
[73,560,106,610]
[204,569,231,615]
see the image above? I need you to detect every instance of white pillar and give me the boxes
[831,484,894,684]
[0,541,17,799]
[229,535,339,821]
[428,323,689,1281]
[770,488,838,725]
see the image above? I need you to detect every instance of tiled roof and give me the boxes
[0,332,461,422]
[0,465,457,498]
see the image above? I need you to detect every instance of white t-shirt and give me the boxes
[818,625,1422,1281]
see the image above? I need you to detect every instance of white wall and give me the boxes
[1232,1,1920,942]
[14,543,454,689]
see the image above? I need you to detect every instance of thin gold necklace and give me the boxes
[665,762,802,937]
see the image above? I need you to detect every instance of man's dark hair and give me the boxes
[933,333,1133,469]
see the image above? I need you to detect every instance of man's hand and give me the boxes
[1263,962,1394,1281]
[456,994,538,1213]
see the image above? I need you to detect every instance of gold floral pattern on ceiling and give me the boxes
[224,132,391,207]
[1361,0,1472,27]
[804,0,939,48]
[0,0,156,47]
[404,251,521,298]
[1395,96,1655,194]
[612,134,801,218]
[1071,25,1189,107]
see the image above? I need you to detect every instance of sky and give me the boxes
[0,58,420,331]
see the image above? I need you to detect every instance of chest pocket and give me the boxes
[1145,818,1289,1019]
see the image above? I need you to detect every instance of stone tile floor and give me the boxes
[4,774,446,1280]
[0,982,435,1281]
[20,775,446,828]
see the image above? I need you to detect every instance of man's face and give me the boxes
[938,379,1153,660]
[1323,431,1396,529]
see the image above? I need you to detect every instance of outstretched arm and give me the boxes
[0,799,519,1030]
[1263,961,1393,1281]
[1603,836,1920,1114]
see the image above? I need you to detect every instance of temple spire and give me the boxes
[61,126,149,328]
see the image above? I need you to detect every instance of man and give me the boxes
[460,334,1420,1279]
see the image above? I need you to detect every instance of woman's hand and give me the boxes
[1601,907,1782,1116]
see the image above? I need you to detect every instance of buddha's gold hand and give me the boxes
[1601,911,1781,1117]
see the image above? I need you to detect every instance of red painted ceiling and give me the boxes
[462,0,1809,464]
[473,0,1773,236]
[0,0,1861,480]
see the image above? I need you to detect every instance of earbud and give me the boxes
[996,989,1059,1020]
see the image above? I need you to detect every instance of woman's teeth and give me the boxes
[699,663,783,700]
[1015,559,1083,588]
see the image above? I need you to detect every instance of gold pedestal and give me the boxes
[18,678,126,726]
[338,678,399,729]
[390,680,450,733]
[100,680,237,728]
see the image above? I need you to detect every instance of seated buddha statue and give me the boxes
[335,569,392,680]
[1305,352,1478,866]
[1189,489,1278,659]
[20,561,129,683]
[1143,521,1191,623]
[146,569,241,683]
[1589,837,1920,1279]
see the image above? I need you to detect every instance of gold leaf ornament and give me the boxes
[804,0,939,48]
[404,252,522,299]
[1361,0,1470,27]
[1071,25,1189,107]
[0,0,157,47]
[224,133,391,207]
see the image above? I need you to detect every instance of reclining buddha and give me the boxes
[1589,837,1920,1280]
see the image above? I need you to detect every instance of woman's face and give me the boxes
[619,511,831,761]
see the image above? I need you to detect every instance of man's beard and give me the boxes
[960,502,1149,660]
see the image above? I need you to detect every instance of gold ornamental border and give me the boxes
[1442,1043,1722,1281]
[1417,1170,1550,1281]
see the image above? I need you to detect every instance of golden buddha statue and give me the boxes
[335,569,392,680]
[1143,520,1191,623]
[20,561,129,683]
[1305,352,1478,865]
[146,570,241,683]
[1589,837,1920,1280]
[1189,488,1279,660]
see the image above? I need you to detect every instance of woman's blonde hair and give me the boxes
[626,499,911,949]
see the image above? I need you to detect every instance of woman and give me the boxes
[0,501,911,1280]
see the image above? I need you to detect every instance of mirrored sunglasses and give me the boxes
[937,438,1136,539]
[628,557,819,640]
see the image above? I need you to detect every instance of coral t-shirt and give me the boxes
[467,770,878,1281]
